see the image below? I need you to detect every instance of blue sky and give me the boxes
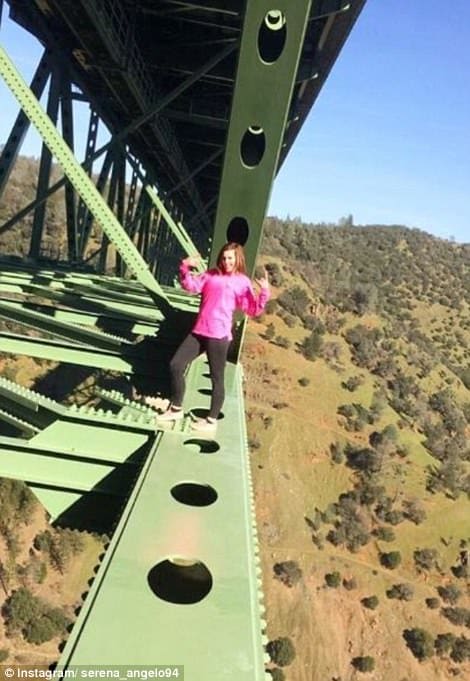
[270,0,470,244]
[1,0,469,244]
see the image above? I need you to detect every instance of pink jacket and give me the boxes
[179,262,270,340]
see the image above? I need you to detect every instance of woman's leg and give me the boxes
[205,338,230,420]
[169,333,202,407]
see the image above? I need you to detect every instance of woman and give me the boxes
[158,242,270,432]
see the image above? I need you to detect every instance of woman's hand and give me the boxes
[255,267,270,290]
[182,255,201,268]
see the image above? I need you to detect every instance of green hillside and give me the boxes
[244,217,469,680]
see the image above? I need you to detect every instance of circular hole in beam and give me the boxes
[183,439,221,454]
[171,482,218,507]
[147,558,213,604]
[240,126,266,168]
[226,216,249,245]
[258,10,287,64]
[191,408,224,421]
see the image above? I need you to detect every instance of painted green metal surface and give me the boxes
[211,0,312,275]
[0,375,156,520]
[58,360,269,679]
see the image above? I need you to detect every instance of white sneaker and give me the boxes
[143,395,164,410]
[191,418,217,433]
[156,408,184,422]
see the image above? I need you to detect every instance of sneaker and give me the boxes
[191,418,217,433]
[143,395,164,410]
[156,408,184,422]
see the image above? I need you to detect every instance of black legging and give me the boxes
[169,333,230,419]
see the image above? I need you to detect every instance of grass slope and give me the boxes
[244,246,470,681]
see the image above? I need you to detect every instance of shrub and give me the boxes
[386,583,414,601]
[351,656,375,672]
[403,628,435,660]
[413,548,439,572]
[380,551,401,569]
[441,607,470,627]
[373,526,395,542]
[450,635,470,662]
[24,610,68,645]
[265,263,284,287]
[273,561,302,588]
[277,285,310,318]
[0,649,9,662]
[435,632,456,657]
[383,510,404,525]
[300,330,323,361]
[403,499,426,525]
[343,376,363,392]
[3,588,70,643]
[0,479,37,535]
[425,597,440,609]
[325,571,341,588]
[361,596,379,610]
[266,637,296,667]
[274,335,290,349]
[33,530,53,552]
[298,376,310,387]
[437,584,461,604]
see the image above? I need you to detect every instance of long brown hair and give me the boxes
[216,242,247,274]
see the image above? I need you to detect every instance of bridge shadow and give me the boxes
[48,439,153,536]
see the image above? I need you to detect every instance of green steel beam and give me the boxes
[0,299,131,350]
[57,360,269,679]
[211,1,313,275]
[0,332,139,373]
[0,44,169,305]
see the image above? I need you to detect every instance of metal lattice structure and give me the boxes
[0,1,367,677]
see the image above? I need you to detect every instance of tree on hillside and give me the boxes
[403,628,435,661]
[361,595,379,610]
[402,499,426,525]
[441,607,470,627]
[437,584,461,604]
[450,635,470,663]
[300,330,323,361]
[413,548,439,573]
[380,551,401,569]
[273,561,302,588]
[266,638,296,667]
[265,262,284,287]
[0,478,37,535]
[277,285,311,319]
[345,447,383,476]
[386,583,414,601]
[351,656,375,672]
[2,587,70,643]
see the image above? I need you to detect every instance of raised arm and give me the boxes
[237,269,271,317]
[179,256,208,294]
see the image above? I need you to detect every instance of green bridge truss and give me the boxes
[0,1,366,677]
